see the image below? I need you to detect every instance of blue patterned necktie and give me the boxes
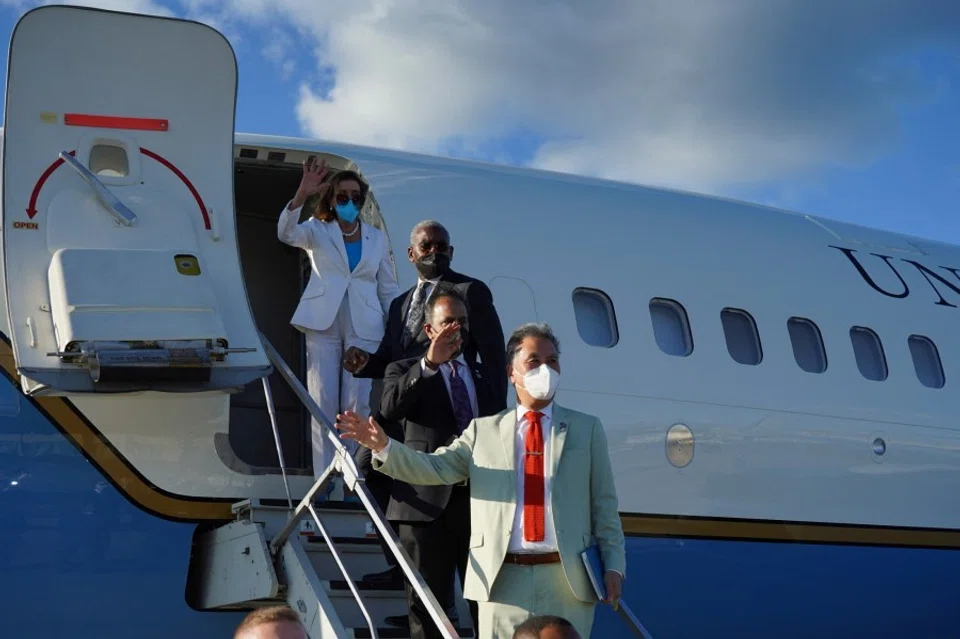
[448,361,474,433]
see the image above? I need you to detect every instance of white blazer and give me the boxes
[277,203,400,342]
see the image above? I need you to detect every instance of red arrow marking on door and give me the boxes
[139,147,210,230]
[23,147,210,231]
[26,150,75,218]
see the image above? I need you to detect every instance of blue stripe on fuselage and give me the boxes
[0,381,244,637]
[592,535,960,638]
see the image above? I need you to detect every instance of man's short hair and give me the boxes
[425,285,467,324]
[505,322,561,364]
[410,219,449,245]
[513,615,579,639]
[234,606,303,638]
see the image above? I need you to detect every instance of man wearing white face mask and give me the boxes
[335,323,626,639]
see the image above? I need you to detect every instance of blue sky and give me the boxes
[1,0,958,246]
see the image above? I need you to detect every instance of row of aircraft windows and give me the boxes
[571,288,946,389]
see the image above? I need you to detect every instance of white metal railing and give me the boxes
[258,333,460,639]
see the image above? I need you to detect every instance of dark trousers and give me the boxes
[398,486,479,639]
[369,469,399,568]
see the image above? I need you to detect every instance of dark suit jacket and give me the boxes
[354,269,508,399]
[380,356,507,522]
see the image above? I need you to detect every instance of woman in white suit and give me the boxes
[278,158,400,490]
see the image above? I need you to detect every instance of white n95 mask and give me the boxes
[517,364,560,401]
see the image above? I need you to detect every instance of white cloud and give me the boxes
[224,1,960,191]
[18,0,958,193]
[0,0,173,17]
[260,29,296,81]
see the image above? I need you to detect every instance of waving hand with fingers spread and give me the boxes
[336,411,389,453]
[289,156,329,211]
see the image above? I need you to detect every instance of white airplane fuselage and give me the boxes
[0,6,958,639]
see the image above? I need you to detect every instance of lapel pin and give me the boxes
[558,422,568,433]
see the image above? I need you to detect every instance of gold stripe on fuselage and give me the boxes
[0,336,232,521]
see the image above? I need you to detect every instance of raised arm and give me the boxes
[277,205,312,249]
[335,411,473,486]
[277,156,329,249]
[380,323,463,421]
[380,357,446,423]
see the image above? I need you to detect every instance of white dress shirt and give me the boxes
[508,403,558,554]
[420,354,479,419]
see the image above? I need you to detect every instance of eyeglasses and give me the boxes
[336,193,364,206]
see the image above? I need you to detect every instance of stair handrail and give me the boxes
[614,600,654,638]
[261,384,381,639]
[307,500,381,639]
[258,332,460,639]
[261,376,293,509]
[261,373,379,637]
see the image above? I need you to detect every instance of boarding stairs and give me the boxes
[188,334,473,638]
[189,335,653,638]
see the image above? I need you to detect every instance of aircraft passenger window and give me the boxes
[572,288,619,348]
[89,144,129,177]
[787,317,827,373]
[850,327,888,381]
[908,335,945,389]
[721,308,762,365]
[649,298,693,357]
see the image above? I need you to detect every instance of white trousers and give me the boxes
[303,298,381,480]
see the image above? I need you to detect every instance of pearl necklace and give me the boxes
[342,221,360,238]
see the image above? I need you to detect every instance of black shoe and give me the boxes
[361,565,402,588]
[384,615,409,628]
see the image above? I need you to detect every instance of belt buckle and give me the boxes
[507,553,533,565]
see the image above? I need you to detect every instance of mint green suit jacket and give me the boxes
[372,403,626,603]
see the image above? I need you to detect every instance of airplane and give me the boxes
[1,5,958,639]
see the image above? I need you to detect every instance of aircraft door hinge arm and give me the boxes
[58,150,138,227]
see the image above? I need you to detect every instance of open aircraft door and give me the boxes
[2,6,271,396]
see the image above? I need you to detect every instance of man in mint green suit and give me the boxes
[336,322,626,639]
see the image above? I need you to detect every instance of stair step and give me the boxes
[351,627,475,638]
[330,580,403,592]
[325,579,410,627]
[296,501,376,538]
[302,537,393,581]
[311,501,367,512]
[257,498,366,511]
[306,536,381,546]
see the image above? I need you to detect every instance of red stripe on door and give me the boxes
[64,113,169,131]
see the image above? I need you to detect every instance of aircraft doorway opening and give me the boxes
[218,156,390,477]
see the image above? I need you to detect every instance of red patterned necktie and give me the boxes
[523,410,545,542]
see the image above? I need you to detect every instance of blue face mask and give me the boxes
[335,201,360,224]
